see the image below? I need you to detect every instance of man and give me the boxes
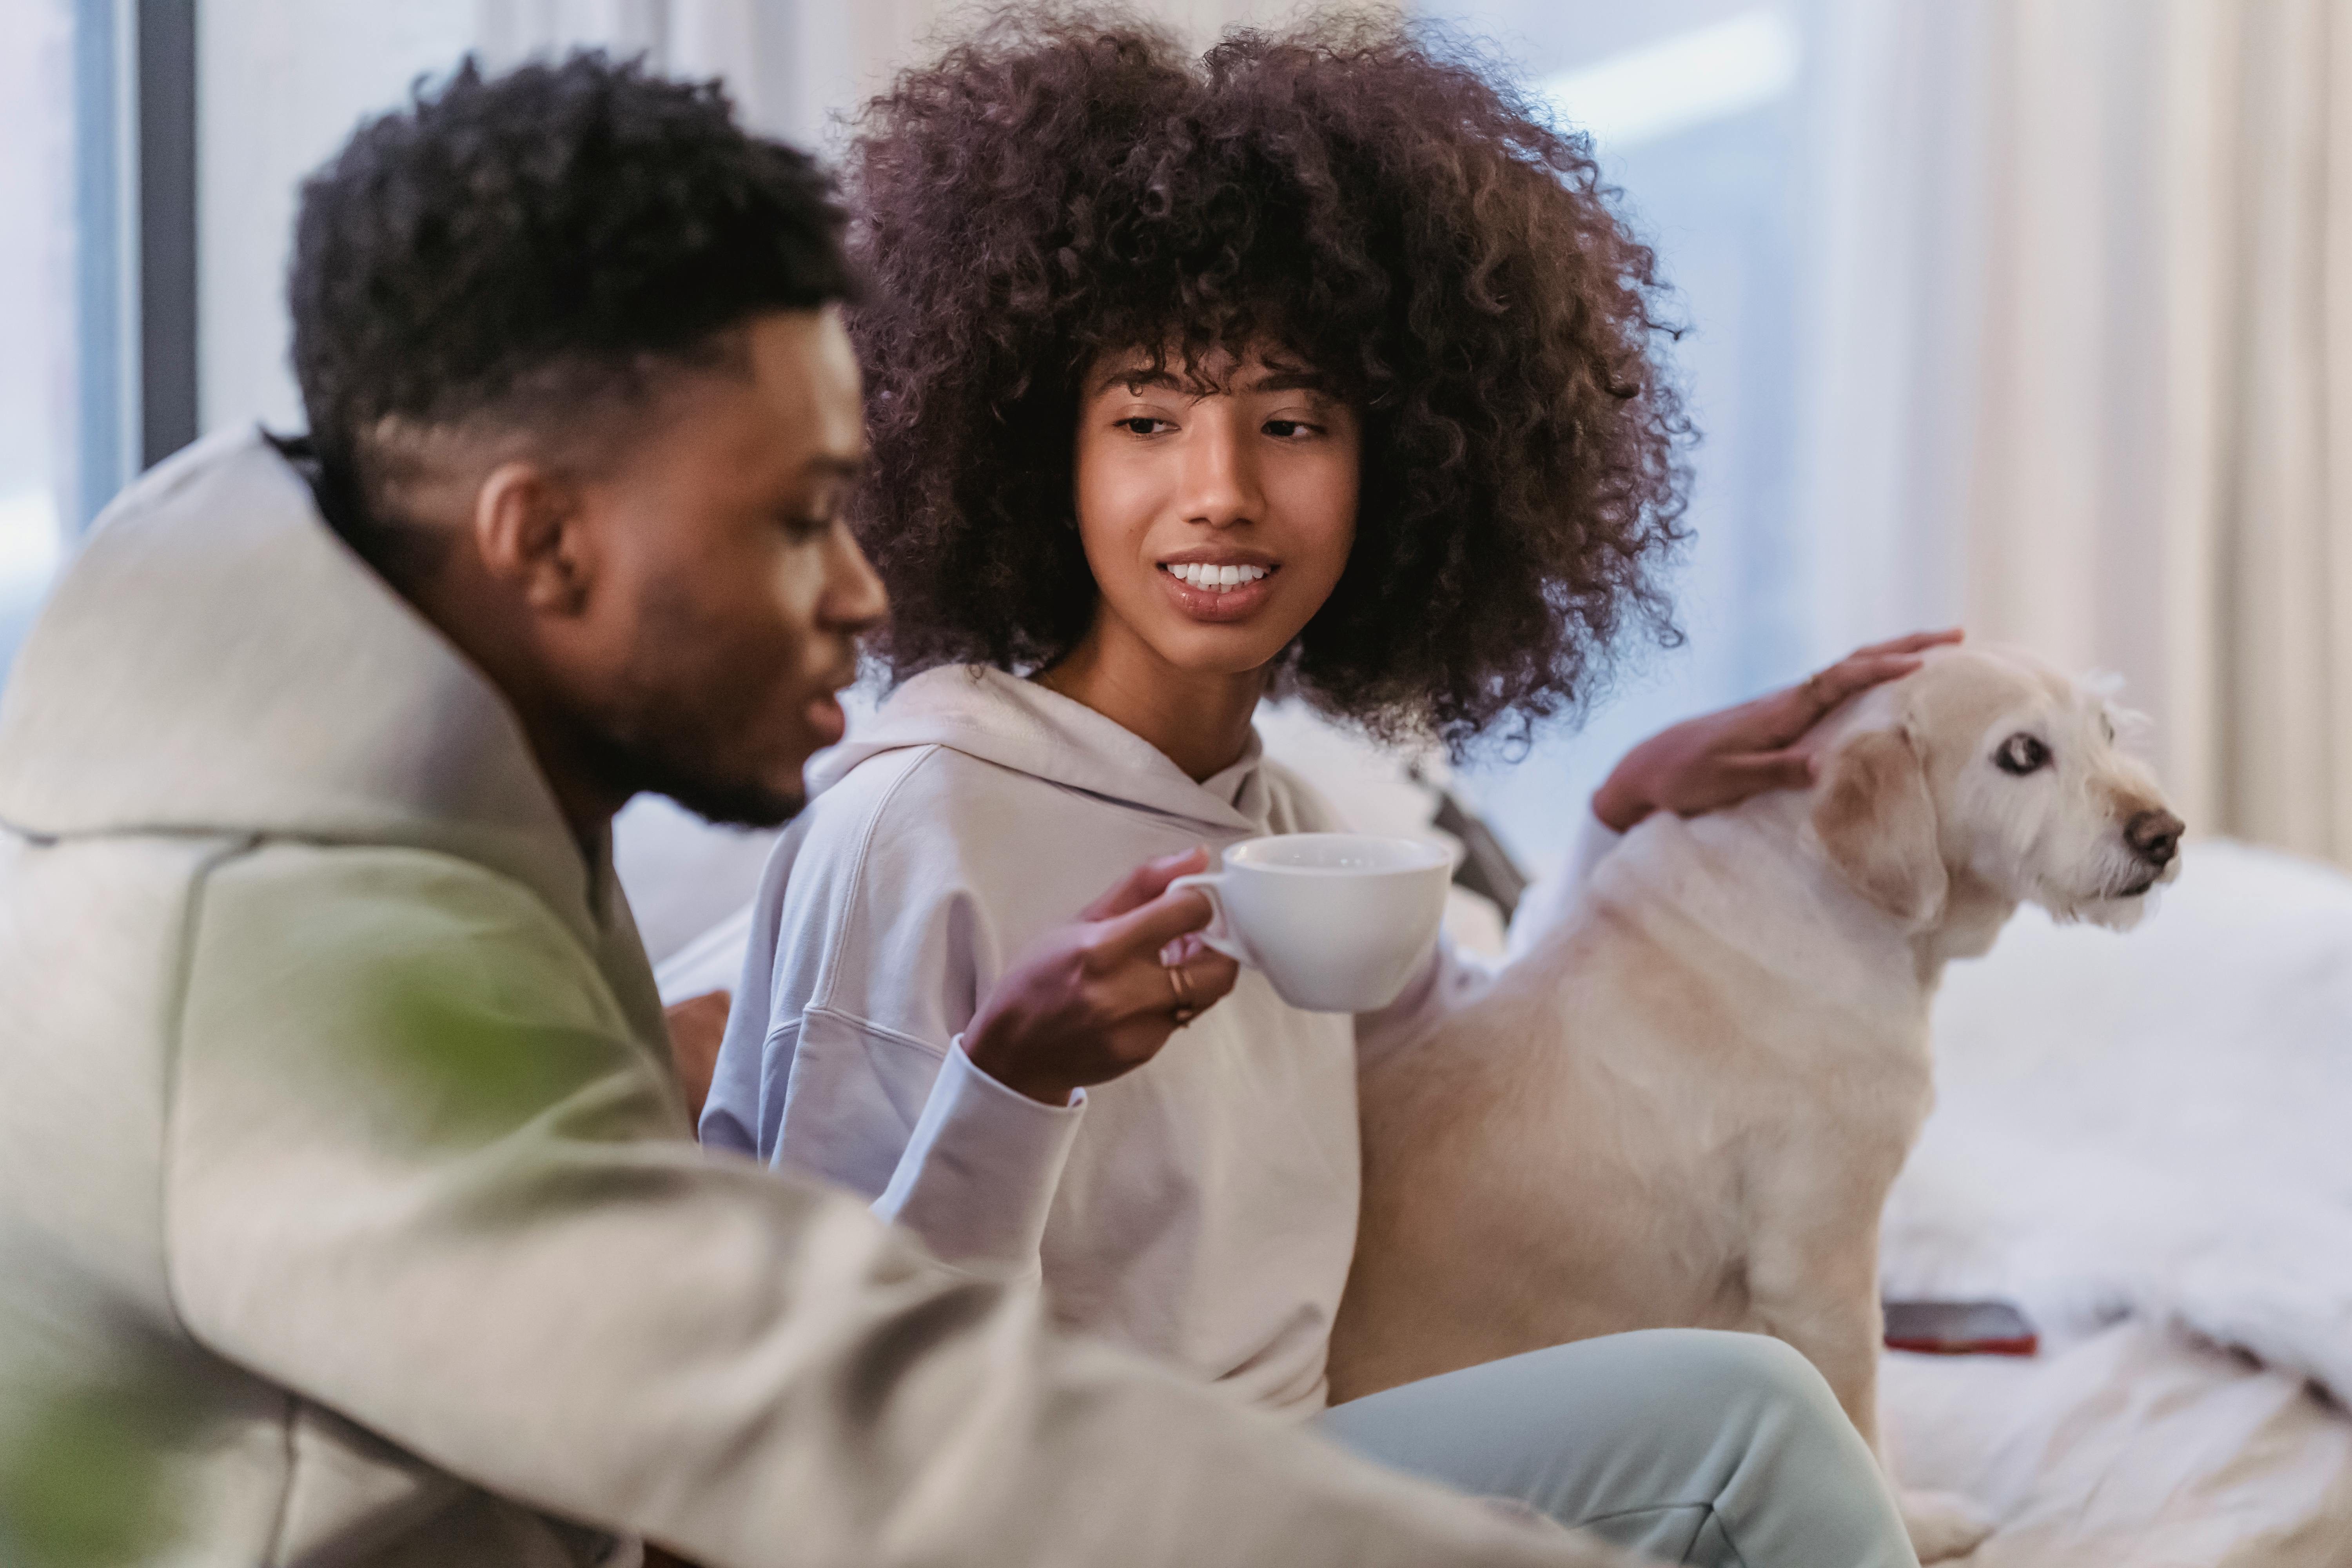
[0,53,1639,1568]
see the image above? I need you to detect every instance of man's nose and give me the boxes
[2125,808,2184,867]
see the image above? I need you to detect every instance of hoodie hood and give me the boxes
[0,430,600,945]
[809,665,1274,837]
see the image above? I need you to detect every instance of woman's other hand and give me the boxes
[964,847,1241,1105]
[1591,629,1965,833]
[662,989,731,1125]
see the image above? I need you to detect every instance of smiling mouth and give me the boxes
[1159,561,1279,594]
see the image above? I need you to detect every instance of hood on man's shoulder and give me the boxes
[0,429,593,940]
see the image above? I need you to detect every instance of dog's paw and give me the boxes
[1900,1488,1994,1562]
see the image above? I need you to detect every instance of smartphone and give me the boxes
[1882,1299,2038,1356]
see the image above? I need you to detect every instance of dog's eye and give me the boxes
[1994,733,2051,775]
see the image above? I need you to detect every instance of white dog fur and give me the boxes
[1330,646,2183,1562]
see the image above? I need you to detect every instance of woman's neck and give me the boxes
[1036,621,1270,783]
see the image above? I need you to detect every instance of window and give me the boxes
[0,0,80,676]
[1421,1,1812,871]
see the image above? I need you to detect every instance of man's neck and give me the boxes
[1035,621,1269,783]
[405,577,625,864]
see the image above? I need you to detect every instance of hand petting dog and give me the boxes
[1592,629,1965,832]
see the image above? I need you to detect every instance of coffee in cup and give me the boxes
[1171,833,1452,1012]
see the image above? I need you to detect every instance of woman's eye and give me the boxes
[1118,417,1171,436]
[1994,733,2052,775]
[1263,418,1318,439]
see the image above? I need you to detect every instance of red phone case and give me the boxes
[1882,1299,2039,1356]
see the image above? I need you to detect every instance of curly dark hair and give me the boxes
[847,9,1690,749]
[288,52,855,583]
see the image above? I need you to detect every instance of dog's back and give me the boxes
[1330,802,1933,1405]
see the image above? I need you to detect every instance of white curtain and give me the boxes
[473,0,1388,148]
[1804,0,2352,865]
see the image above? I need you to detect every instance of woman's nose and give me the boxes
[1180,413,1263,528]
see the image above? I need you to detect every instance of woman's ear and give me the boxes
[1810,726,1947,929]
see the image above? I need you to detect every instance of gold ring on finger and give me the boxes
[1167,965,1192,1005]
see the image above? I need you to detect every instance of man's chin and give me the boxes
[651,776,808,830]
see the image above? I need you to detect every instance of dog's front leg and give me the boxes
[1742,1166,1889,1443]
[1746,1189,1994,1562]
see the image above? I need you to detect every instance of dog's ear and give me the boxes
[1811,726,1947,928]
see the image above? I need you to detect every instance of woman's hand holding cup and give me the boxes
[964,847,1240,1106]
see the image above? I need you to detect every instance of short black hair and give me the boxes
[288,52,855,580]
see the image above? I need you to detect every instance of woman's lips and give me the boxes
[1156,563,1278,623]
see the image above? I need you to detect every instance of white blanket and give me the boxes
[1881,839,2352,1561]
[1886,839,2352,1395]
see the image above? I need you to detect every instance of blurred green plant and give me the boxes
[368,960,602,1142]
[0,1333,203,1568]
[0,954,619,1566]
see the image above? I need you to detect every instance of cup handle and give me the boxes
[1167,871,1254,968]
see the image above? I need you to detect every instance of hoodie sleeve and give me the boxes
[167,842,1635,1568]
[701,746,1086,1273]
[870,1037,1085,1272]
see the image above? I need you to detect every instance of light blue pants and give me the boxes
[1320,1330,1919,1568]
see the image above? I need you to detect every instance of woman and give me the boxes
[704,15,1945,1564]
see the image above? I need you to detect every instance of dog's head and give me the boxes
[1808,646,2183,935]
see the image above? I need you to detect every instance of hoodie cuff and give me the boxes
[871,1041,1085,1272]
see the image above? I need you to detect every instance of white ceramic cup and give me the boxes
[1169,833,1453,1013]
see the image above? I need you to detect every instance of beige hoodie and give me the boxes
[703,666,1517,1416]
[0,432,1635,1568]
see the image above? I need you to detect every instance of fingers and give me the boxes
[1095,878,1219,959]
[1171,947,1240,1011]
[1801,653,1925,713]
[1853,627,1964,660]
[1717,750,1817,798]
[1079,845,1210,922]
[1102,941,1242,1033]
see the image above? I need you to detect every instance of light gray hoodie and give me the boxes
[0,432,1633,1568]
[703,666,1508,1416]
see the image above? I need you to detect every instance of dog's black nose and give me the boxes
[2125,809,2184,866]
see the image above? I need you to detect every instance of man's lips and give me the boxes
[806,690,848,748]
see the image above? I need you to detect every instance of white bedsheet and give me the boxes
[1881,839,2352,1564]
[1882,1323,2352,1566]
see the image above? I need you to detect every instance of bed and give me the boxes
[1877,838,2352,1564]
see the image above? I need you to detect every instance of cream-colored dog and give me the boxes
[1330,646,2183,1562]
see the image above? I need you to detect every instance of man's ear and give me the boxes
[1811,726,1947,928]
[474,461,592,614]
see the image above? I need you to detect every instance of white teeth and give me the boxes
[1167,563,1270,592]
